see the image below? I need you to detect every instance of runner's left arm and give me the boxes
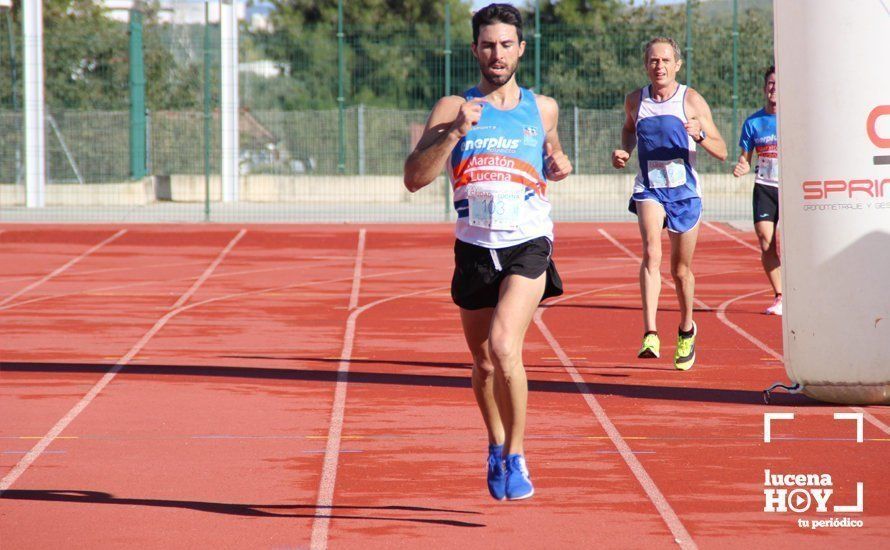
[684,89,728,161]
[536,95,572,181]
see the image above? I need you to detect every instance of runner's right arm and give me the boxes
[733,150,753,177]
[733,118,754,177]
[404,97,484,192]
[612,92,638,169]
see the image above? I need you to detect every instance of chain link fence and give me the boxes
[0,0,774,222]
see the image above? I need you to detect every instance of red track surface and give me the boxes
[1,223,887,549]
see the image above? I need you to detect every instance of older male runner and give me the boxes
[612,36,727,370]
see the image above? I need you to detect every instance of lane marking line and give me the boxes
[0,257,352,313]
[703,226,890,438]
[310,229,451,550]
[535,280,697,550]
[348,229,366,311]
[0,229,127,308]
[0,229,246,494]
[703,221,760,253]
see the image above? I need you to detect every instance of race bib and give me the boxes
[757,156,779,183]
[467,185,522,230]
[647,159,687,189]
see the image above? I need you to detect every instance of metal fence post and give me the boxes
[145,108,152,175]
[534,0,541,92]
[731,0,739,161]
[444,3,452,219]
[444,3,451,97]
[337,0,346,174]
[685,0,693,86]
[4,5,22,184]
[357,103,365,176]
[129,9,146,180]
[573,104,579,174]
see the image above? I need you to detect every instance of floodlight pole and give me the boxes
[204,0,212,220]
[23,0,45,207]
[685,0,693,86]
[220,0,239,202]
[731,0,739,159]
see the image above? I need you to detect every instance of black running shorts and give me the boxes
[451,236,564,310]
[753,183,779,224]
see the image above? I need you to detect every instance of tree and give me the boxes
[251,0,473,109]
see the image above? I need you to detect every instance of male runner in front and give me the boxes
[403,3,572,501]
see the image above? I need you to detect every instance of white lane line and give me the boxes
[703,221,760,253]
[310,229,368,550]
[600,227,781,363]
[308,257,689,549]
[598,229,711,311]
[309,287,449,550]
[171,229,246,310]
[0,229,127,308]
[850,407,890,437]
[0,229,246,494]
[0,257,352,313]
[535,283,697,550]
[0,259,207,286]
[348,229,366,311]
[314,228,366,549]
[708,227,890,437]
[310,270,449,550]
[716,289,782,362]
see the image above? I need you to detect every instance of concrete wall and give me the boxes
[165,173,754,203]
[0,174,756,218]
[0,179,154,206]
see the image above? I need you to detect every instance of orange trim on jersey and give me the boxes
[450,154,546,195]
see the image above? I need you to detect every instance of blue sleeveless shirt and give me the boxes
[448,87,552,248]
[633,84,701,202]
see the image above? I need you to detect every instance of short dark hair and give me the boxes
[472,3,523,44]
[764,65,776,86]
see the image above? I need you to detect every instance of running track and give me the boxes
[1,223,887,549]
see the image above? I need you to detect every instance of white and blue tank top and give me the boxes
[449,86,552,248]
[633,84,701,202]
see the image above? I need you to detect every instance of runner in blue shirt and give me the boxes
[733,66,782,315]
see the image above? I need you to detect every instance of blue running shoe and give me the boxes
[505,453,534,500]
[487,444,506,500]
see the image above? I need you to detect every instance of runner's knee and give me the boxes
[642,244,662,269]
[671,262,693,283]
[488,338,521,373]
[472,359,496,377]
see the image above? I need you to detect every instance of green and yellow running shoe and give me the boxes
[674,322,697,371]
[638,333,660,358]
